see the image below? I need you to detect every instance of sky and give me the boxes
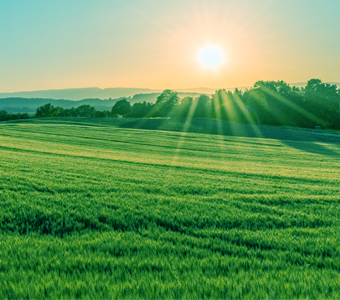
[1,0,340,92]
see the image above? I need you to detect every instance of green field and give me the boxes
[1,118,340,299]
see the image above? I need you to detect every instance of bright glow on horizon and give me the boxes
[199,46,223,67]
[0,0,340,92]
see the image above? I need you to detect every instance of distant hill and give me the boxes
[0,98,124,112]
[0,92,207,113]
[2,82,339,113]
[0,88,212,113]
[176,87,217,93]
[1,83,339,101]
[0,87,214,101]
[0,88,162,101]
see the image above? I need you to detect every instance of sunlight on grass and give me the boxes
[1,121,340,298]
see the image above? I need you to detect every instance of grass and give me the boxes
[1,118,340,299]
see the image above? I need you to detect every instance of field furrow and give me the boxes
[1,120,340,298]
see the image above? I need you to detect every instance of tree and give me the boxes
[193,94,210,118]
[171,96,193,118]
[111,99,131,117]
[35,103,59,118]
[18,113,30,119]
[254,80,292,97]
[211,89,232,120]
[155,89,179,117]
[129,101,153,118]
[245,79,332,128]
[0,110,10,121]
[75,105,96,117]
[304,79,340,128]
[244,88,271,125]
[210,89,249,123]
[95,110,107,118]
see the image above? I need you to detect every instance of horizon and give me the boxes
[1,81,340,96]
[1,0,340,92]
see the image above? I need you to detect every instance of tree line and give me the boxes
[0,111,30,121]
[1,78,339,129]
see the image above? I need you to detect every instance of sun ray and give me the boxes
[159,97,202,187]
[210,92,230,153]
[231,92,264,138]
[165,97,199,166]
[259,86,328,127]
[218,91,239,137]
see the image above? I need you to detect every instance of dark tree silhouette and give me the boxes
[0,110,30,121]
[111,99,131,117]
[155,89,179,117]
[171,96,193,118]
[75,105,96,117]
[129,101,153,118]
[18,79,340,130]
[0,110,10,121]
[193,94,210,118]
[35,103,59,117]
[304,79,340,128]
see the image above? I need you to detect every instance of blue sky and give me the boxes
[1,0,340,92]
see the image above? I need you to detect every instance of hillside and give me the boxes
[2,80,339,115]
[1,83,339,101]
[0,97,117,113]
[0,92,209,113]
[1,118,340,298]
[0,87,162,101]
[0,87,213,102]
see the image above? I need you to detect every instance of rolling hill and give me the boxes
[0,87,162,101]
[0,92,212,113]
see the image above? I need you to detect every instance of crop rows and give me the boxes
[1,120,340,298]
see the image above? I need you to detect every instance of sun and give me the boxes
[199,46,223,67]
